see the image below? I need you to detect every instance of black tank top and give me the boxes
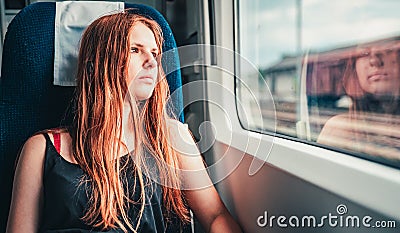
[40,133,189,233]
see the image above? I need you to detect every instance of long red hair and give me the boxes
[71,11,189,232]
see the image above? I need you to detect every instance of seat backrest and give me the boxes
[0,2,183,230]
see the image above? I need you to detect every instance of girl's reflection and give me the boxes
[318,38,400,160]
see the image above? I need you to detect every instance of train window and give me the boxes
[236,0,400,165]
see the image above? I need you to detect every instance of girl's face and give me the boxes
[127,22,159,101]
[355,42,400,97]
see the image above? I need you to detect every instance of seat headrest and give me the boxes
[54,1,124,86]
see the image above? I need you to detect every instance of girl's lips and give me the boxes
[368,73,388,81]
[137,76,154,84]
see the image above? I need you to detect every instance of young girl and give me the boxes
[6,11,242,233]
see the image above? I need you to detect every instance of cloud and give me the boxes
[238,0,400,67]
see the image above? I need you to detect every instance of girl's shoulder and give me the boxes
[15,133,47,180]
[166,118,189,129]
[27,128,75,164]
[317,113,352,144]
[166,119,200,160]
[23,133,47,152]
[19,128,66,165]
[166,119,193,143]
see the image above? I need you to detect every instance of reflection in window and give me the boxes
[236,0,400,165]
[317,38,400,161]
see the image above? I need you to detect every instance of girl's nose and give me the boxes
[369,52,384,67]
[143,53,157,69]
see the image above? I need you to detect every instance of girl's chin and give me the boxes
[134,92,154,101]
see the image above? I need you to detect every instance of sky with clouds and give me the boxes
[239,0,400,69]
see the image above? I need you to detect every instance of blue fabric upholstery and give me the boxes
[0,2,183,231]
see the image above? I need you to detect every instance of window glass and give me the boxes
[236,0,400,165]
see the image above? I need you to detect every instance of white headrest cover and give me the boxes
[54,1,124,86]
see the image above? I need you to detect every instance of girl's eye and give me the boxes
[361,51,370,57]
[152,52,158,58]
[356,50,370,58]
[130,47,139,53]
[385,48,394,54]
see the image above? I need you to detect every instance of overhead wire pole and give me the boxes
[295,0,311,140]
[296,0,302,55]
[295,0,302,138]
[295,0,306,139]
